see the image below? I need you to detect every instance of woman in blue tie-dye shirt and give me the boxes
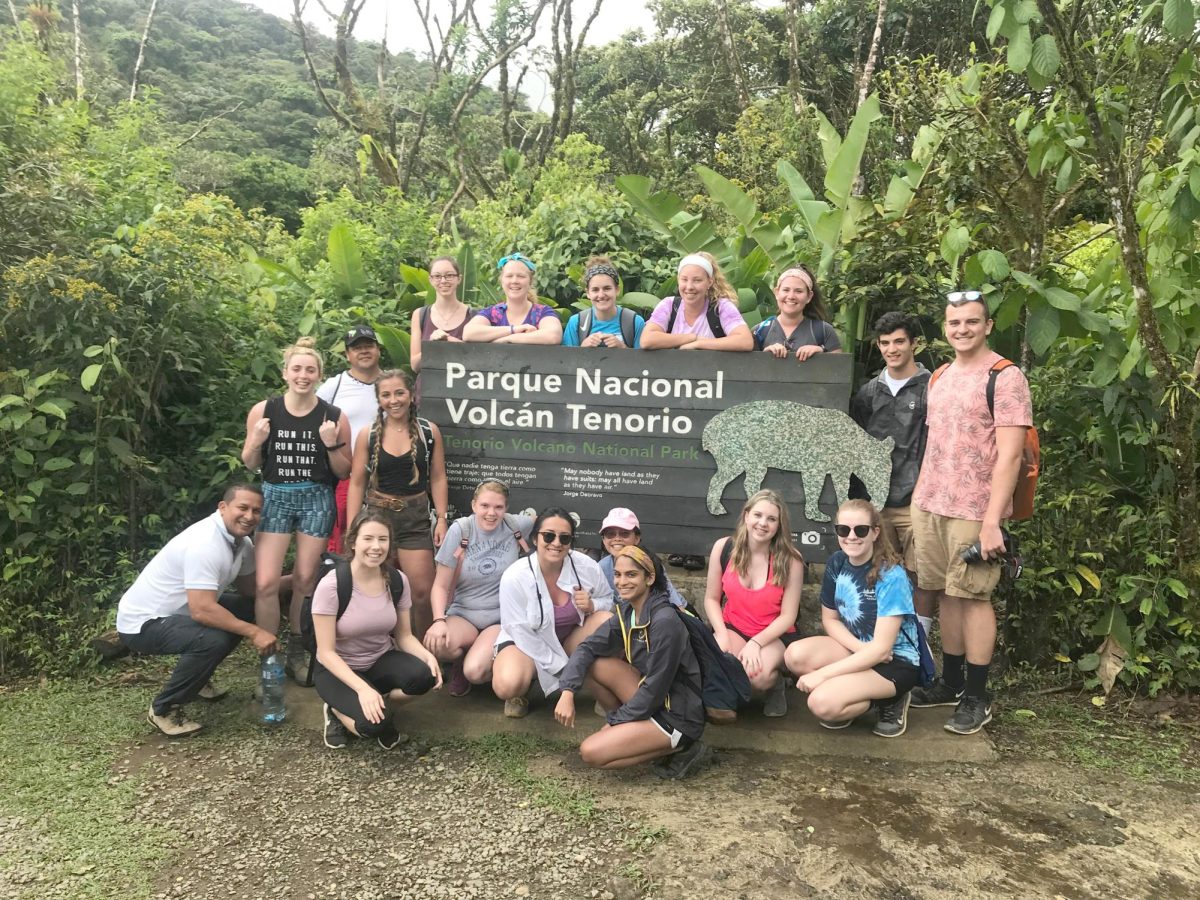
[784,499,922,738]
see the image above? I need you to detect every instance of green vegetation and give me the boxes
[467,732,598,820]
[0,0,1197,702]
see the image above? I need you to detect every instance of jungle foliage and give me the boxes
[0,0,1197,696]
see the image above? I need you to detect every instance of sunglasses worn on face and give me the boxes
[946,290,983,306]
[835,524,873,538]
[601,529,634,539]
[538,530,574,546]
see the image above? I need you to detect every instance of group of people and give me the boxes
[114,251,1031,774]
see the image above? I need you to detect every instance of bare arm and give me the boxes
[324,415,352,479]
[409,308,424,372]
[241,401,269,470]
[346,425,372,525]
[821,602,868,654]
[502,315,563,345]
[690,324,754,352]
[639,322,697,350]
[188,588,275,654]
[702,537,730,644]
[463,315,510,343]
[981,425,1026,558]
[429,423,449,547]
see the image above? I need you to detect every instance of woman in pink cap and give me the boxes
[598,508,688,609]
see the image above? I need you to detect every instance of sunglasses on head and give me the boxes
[834,524,873,538]
[538,530,574,546]
[946,290,984,306]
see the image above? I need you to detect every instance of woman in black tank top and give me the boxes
[242,337,352,682]
[346,369,448,640]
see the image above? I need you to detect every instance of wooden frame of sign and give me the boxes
[419,344,882,561]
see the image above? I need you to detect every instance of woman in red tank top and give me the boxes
[702,489,804,722]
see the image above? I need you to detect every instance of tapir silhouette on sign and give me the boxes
[701,400,894,522]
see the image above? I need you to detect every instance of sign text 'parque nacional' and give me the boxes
[421,344,893,560]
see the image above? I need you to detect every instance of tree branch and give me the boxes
[174,101,246,149]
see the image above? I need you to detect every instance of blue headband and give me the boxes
[497,252,536,272]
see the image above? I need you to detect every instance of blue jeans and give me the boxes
[120,593,254,715]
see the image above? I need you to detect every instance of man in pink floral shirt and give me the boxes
[910,292,1032,735]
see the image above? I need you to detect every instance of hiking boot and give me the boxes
[148,705,202,738]
[197,680,229,701]
[504,697,530,718]
[323,704,350,749]
[945,696,992,735]
[763,679,788,718]
[446,660,471,697]
[284,646,310,685]
[651,740,713,780]
[873,691,911,738]
[706,707,737,725]
[376,720,407,751]
[817,718,853,730]
[910,678,963,708]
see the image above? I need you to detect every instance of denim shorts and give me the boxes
[260,481,335,538]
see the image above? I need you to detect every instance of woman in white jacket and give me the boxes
[492,507,613,718]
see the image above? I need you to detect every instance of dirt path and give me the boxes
[116,723,1200,900]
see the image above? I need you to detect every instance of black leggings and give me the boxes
[313,650,436,737]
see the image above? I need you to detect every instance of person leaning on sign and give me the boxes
[492,507,614,718]
[409,256,473,373]
[117,484,275,737]
[242,336,352,684]
[555,546,712,779]
[562,256,646,349]
[462,252,563,345]
[909,291,1032,736]
[345,369,448,641]
[753,265,842,361]
[639,252,754,351]
[702,489,804,722]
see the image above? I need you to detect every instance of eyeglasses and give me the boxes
[834,524,873,538]
[497,252,537,272]
[430,273,460,281]
[601,529,634,539]
[538,530,574,546]
[946,290,983,306]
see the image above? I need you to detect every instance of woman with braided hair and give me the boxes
[562,256,646,349]
[346,369,448,639]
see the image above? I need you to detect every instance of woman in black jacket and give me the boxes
[555,546,711,778]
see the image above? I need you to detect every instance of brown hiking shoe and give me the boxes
[706,707,737,725]
[148,705,202,738]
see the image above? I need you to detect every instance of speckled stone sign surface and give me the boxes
[420,344,884,561]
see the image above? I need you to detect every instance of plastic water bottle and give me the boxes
[259,653,287,725]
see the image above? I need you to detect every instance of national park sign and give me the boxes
[420,344,892,561]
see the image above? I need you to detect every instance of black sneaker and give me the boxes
[651,740,713,780]
[376,721,407,751]
[945,696,992,735]
[872,691,911,738]
[910,678,964,708]
[322,703,349,749]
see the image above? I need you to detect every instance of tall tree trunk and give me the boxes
[129,0,160,102]
[783,0,805,114]
[856,0,887,109]
[714,0,751,109]
[7,0,22,38]
[72,0,83,99]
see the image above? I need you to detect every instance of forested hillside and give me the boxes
[1,1,1198,698]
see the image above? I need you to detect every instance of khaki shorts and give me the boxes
[879,505,918,572]
[911,506,1001,602]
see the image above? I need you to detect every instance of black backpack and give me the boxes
[298,552,406,686]
[666,296,726,338]
[578,306,639,347]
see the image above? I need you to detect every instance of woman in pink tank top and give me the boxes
[702,489,804,722]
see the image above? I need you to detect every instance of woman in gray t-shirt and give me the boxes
[751,265,842,361]
[424,480,533,698]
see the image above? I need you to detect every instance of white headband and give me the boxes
[678,254,713,277]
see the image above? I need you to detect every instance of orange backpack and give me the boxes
[929,359,1040,521]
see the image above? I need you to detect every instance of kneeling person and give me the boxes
[556,547,710,778]
[313,512,441,750]
[117,484,276,737]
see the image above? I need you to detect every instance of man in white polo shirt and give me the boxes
[118,484,276,737]
[318,324,383,551]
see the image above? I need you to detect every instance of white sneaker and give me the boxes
[148,705,202,737]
